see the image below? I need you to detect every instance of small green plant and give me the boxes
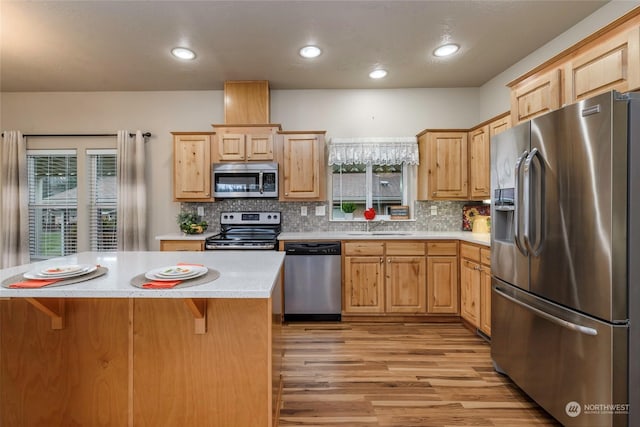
[177,212,208,234]
[341,202,357,214]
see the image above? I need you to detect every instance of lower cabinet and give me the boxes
[343,240,458,317]
[159,240,204,251]
[460,242,491,335]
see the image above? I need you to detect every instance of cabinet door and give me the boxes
[564,26,640,103]
[427,256,459,314]
[426,132,468,199]
[173,134,212,200]
[489,115,511,139]
[510,69,561,125]
[217,133,246,161]
[281,134,325,200]
[344,256,384,313]
[468,125,490,200]
[160,240,204,251]
[460,259,481,327]
[246,134,274,161]
[480,265,492,336]
[385,256,426,313]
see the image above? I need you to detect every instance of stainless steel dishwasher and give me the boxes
[284,241,341,321]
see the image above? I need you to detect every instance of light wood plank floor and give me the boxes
[278,322,561,427]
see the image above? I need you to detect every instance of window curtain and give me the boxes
[0,131,30,267]
[328,137,419,165]
[117,130,147,251]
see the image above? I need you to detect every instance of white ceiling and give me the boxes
[1,0,609,92]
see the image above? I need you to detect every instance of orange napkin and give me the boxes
[142,279,182,289]
[10,278,62,288]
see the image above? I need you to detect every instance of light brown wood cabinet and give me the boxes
[159,240,204,251]
[468,125,490,200]
[223,80,270,124]
[509,10,640,124]
[212,124,280,162]
[417,131,468,200]
[479,247,492,336]
[426,241,459,314]
[343,242,385,313]
[344,241,426,314]
[280,131,326,201]
[564,26,640,104]
[460,242,491,335]
[172,132,214,201]
[510,69,562,125]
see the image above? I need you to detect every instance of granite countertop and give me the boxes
[0,251,284,299]
[277,231,490,246]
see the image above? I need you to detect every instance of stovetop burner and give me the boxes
[205,211,281,250]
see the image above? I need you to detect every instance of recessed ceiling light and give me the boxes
[299,45,322,58]
[171,47,196,60]
[369,69,388,79]
[433,43,460,57]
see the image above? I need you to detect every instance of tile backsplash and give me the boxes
[180,200,469,234]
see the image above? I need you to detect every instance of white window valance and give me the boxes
[328,137,419,166]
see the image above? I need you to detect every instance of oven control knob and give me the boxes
[229,215,234,220]
[267,215,272,219]
[273,214,278,220]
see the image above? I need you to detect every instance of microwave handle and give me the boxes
[259,171,264,194]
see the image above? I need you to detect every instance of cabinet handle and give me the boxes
[285,192,289,196]
[433,191,437,196]
[387,258,391,263]
[380,257,383,264]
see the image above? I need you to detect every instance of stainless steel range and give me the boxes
[205,211,281,250]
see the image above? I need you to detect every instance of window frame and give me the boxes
[330,163,416,221]
[26,137,117,259]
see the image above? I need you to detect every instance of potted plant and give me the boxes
[341,202,356,220]
[177,212,208,234]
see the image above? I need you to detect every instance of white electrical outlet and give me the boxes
[197,206,204,217]
[300,206,308,216]
[430,206,438,216]
[315,205,326,216]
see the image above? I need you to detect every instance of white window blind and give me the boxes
[88,149,117,251]
[27,150,78,259]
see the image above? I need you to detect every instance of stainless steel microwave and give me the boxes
[212,162,278,198]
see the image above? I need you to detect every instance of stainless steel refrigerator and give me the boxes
[490,90,639,427]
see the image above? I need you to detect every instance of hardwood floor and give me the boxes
[278,322,560,427]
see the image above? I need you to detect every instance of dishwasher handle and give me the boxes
[284,242,341,255]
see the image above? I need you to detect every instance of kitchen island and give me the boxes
[0,251,285,427]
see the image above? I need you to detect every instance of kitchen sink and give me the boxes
[346,231,413,236]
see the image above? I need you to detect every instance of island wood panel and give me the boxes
[0,298,129,427]
[132,298,274,427]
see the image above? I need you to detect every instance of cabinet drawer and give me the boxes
[460,243,481,262]
[427,241,457,256]
[480,247,491,266]
[160,240,204,251]
[386,242,425,256]
[344,241,385,256]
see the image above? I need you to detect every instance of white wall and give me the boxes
[479,1,640,119]
[0,88,478,249]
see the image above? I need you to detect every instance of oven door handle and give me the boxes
[259,171,264,194]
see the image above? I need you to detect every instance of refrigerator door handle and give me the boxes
[523,148,545,256]
[494,287,598,336]
[514,150,529,256]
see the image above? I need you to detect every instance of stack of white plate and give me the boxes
[145,265,208,282]
[24,264,97,280]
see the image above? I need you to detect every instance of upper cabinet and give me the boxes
[508,9,640,124]
[223,80,270,124]
[172,132,214,201]
[510,69,562,125]
[212,124,281,162]
[279,131,326,201]
[468,125,490,200]
[564,26,640,104]
[417,131,468,200]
